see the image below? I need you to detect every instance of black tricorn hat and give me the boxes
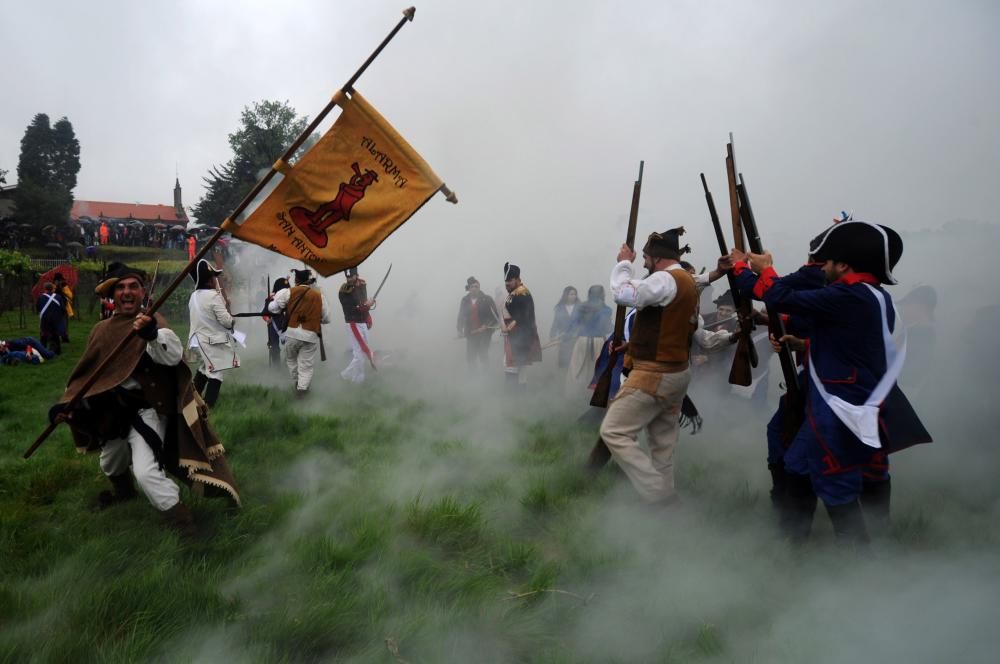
[810,221,903,284]
[190,258,223,289]
[95,262,147,297]
[713,289,735,308]
[642,227,691,260]
[294,268,316,285]
[465,276,480,290]
[503,262,520,280]
[344,266,359,278]
[272,277,289,293]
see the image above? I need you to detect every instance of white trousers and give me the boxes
[341,322,371,384]
[99,408,180,511]
[285,337,320,390]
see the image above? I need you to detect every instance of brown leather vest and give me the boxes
[628,268,699,364]
[287,285,323,333]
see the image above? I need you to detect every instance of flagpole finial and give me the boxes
[440,184,458,204]
[403,7,415,21]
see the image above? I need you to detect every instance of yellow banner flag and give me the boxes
[222,90,453,276]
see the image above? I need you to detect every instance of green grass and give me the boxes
[1,312,998,663]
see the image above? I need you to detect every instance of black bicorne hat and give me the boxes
[272,277,289,293]
[190,258,223,289]
[465,276,480,291]
[642,227,691,260]
[294,268,316,285]
[810,220,903,284]
[344,266,359,278]
[503,262,520,280]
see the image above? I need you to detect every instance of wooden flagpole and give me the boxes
[24,7,418,458]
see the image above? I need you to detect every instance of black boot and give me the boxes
[826,499,870,547]
[769,462,789,508]
[96,473,138,510]
[782,472,817,543]
[861,477,892,534]
[162,502,198,538]
[203,378,222,408]
[193,372,208,395]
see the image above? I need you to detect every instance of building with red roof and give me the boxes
[70,179,188,227]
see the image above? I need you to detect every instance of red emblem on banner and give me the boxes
[289,162,379,248]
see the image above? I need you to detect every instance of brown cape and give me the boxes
[59,315,241,507]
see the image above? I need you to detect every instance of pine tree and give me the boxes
[193,100,311,226]
[14,113,80,229]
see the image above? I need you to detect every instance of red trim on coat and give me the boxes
[835,272,879,286]
[733,261,750,276]
[753,266,779,298]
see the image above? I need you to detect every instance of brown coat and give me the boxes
[59,315,241,506]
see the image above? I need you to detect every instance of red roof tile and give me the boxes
[71,200,187,224]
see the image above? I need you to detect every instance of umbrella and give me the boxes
[129,220,144,228]
[45,242,63,249]
[32,264,79,300]
[66,241,84,248]
[153,223,167,230]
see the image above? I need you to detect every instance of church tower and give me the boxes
[173,177,186,219]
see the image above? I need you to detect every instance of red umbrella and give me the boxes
[31,264,79,301]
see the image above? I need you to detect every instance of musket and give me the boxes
[266,273,272,368]
[736,172,804,444]
[586,160,643,472]
[701,172,754,387]
[723,135,759,385]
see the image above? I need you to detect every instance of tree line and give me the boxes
[4,100,311,235]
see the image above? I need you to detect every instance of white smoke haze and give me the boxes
[3,0,999,661]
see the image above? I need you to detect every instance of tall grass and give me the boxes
[1,313,998,662]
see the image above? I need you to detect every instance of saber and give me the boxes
[372,263,392,300]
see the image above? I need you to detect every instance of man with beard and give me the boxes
[736,220,928,545]
[269,268,331,395]
[501,262,541,392]
[188,259,240,408]
[457,276,500,369]
[599,228,698,505]
[48,263,240,532]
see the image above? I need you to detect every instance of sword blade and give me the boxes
[372,263,392,300]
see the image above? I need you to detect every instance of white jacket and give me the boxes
[188,289,240,373]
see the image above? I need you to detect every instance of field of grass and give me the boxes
[1,313,998,663]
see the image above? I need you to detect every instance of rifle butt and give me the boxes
[586,436,612,473]
[728,337,754,386]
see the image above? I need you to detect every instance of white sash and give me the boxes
[807,284,906,449]
[38,293,60,319]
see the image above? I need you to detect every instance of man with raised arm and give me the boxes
[599,228,698,506]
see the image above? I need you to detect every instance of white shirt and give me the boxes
[120,328,183,390]
[610,261,688,310]
[693,315,734,351]
[268,285,331,343]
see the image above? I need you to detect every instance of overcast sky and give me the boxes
[3,0,998,290]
